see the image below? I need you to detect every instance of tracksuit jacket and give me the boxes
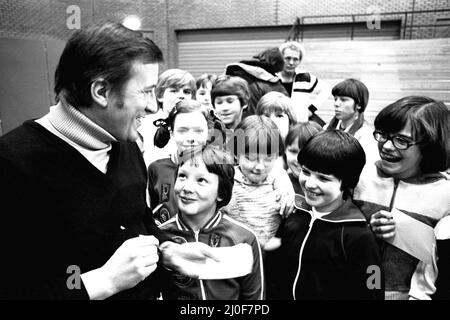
[267,195,383,300]
[354,161,450,299]
[159,210,264,300]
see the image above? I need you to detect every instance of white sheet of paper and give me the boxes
[197,243,254,280]
[386,208,435,265]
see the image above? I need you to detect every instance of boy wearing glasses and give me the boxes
[354,96,450,300]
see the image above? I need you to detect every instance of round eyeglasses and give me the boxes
[373,130,420,150]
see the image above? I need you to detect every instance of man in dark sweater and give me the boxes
[0,21,213,300]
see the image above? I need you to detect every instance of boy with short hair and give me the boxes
[325,78,378,162]
[267,130,382,300]
[159,145,264,300]
[211,75,250,132]
[155,68,196,114]
[195,73,217,108]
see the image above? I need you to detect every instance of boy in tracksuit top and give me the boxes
[159,145,264,300]
[267,130,383,300]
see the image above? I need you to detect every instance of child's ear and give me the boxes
[217,196,223,202]
[242,104,248,110]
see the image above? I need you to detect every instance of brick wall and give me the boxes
[1,0,449,68]
[0,0,92,40]
[0,0,169,68]
[92,0,168,69]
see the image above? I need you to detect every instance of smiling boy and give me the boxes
[267,130,382,300]
[211,75,250,131]
[159,146,264,300]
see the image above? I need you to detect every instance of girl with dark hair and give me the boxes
[148,100,226,224]
[354,95,450,300]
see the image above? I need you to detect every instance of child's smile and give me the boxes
[299,165,344,213]
[174,160,220,227]
[214,95,243,129]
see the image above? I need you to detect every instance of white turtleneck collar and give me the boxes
[36,102,117,173]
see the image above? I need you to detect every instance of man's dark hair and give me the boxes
[54,21,163,109]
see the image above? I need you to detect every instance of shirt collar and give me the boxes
[329,113,365,136]
[175,210,223,232]
[294,194,366,223]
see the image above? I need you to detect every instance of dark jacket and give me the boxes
[225,60,288,118]
[0,121,169,299]
[434,238,450,299]
[267,195,383,300]
[148,157,178,225]
[159,210,264,300]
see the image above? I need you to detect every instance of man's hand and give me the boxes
[81,235,159,299]
[370,210,396,239]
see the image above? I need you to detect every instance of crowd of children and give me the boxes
[140,42,450,301]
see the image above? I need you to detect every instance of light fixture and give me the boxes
[123,15,141,30]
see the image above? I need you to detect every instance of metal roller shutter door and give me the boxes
[177,21,400,77]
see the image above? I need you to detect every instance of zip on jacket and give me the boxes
[193,228,207,300]
[292,211,315,300]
